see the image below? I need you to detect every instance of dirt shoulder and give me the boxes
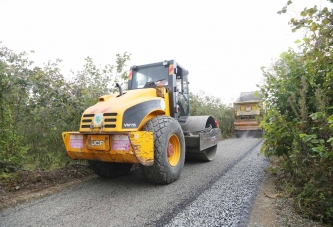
[0,164,96,211]
[248,171,279,226]
[248,158,327,227]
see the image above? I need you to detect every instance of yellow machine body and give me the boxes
[62,87,170,166]
[62,131,154,165]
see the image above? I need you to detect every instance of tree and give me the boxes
[0,42,131,172]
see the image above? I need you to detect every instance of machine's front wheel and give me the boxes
[88,161,133,178]
[140,116,185,184]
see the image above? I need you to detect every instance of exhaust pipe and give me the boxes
[116,83,123,96]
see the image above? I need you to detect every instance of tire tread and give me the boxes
[140,116,185,184]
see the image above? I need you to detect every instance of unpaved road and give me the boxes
[0,138,268,227]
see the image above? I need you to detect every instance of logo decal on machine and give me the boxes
[123,123,137,128]
[94,113,103,125]
[91,140,104,146]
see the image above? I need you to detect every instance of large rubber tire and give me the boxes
[88,161,133,178]
[139,116,185,184]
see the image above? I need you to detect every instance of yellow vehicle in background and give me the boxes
[233,91,264,138]
[62,60,221,184]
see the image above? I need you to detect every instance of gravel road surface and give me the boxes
[0,138,268,227]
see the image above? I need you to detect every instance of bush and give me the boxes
[260,2,333,224]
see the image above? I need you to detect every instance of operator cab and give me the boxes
[130,63,169,89]
[128,60,189,119]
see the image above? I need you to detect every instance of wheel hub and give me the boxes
[167,143,174,157]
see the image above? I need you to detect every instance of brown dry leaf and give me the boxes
[264,192,282,199]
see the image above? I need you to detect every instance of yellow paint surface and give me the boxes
[62,131,154,166]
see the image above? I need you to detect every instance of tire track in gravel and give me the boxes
[164,139,268,227]
[148,138,264,227]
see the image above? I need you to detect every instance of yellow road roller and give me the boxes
[62,60,221,184]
